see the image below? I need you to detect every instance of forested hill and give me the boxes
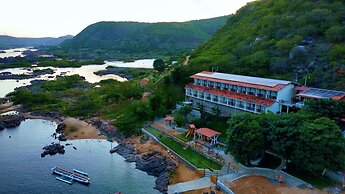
[0,35,73,47]
[60,16,228,57]
[185,0,345,90]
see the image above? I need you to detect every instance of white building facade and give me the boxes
[185,71,296,115]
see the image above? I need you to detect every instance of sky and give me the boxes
[0,0,253,38]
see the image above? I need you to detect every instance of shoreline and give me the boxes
[0,103,200,193]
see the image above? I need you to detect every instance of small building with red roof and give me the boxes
[139,78,150,86]
[194,127,221,145]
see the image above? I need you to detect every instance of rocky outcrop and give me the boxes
[41,143,65,157]
[110,141,176,193]
[56,123,66,133]
[90,118,119,138]
[58,134,67,141]
[0,115,25,129]
[0,68,54,80]
[94,66,149,80]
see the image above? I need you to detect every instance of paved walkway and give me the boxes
[167,177,213,194]
[217,150,309,188]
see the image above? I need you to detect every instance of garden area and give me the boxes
[144,126,222,170]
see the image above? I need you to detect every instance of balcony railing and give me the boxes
[246,106,255,111]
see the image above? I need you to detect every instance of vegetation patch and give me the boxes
[145,127,222,170]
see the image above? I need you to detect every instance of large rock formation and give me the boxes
[110,141,176,193]
[0,115,25,129]
[41,143,65,157]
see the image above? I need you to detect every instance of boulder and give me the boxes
[155,172,169,193]
[41,143,65,157]
[0,115,24,129]
[58,134,67,141]
[56,123,66,132]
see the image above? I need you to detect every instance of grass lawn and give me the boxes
[145,127,222,170]
[283,165,337,189]
[177,132,193,142]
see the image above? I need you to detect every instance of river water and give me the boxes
[0,59,154,98]
[0,47,37,58]
[0,119,160,194]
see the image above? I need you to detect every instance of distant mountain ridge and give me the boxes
[0,35,74,47]
[60,16,228,57]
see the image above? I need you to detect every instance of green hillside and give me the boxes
[59,16,228,59]
[183,0,345,90]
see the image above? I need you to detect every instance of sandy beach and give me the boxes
[63,117,107,140]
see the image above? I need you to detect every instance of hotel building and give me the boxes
[185,71,296,115]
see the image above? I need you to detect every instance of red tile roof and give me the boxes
[189,124,196,129]
[294,86,310,92]
[191,73,288,92]
[185,84,275,107]
[195,128,221,138]
[139,78,149,86]
[332,94,345,101]
[164,116,174,121]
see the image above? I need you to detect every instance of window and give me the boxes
[216,82,221,89]
[241,87,246,94]
[237,101,244,108]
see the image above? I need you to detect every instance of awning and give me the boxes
[195,128,221,138]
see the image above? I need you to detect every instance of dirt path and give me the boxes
[63,117,107,140]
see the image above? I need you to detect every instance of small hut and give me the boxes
[194,128,221,145]
[164,116,174,126]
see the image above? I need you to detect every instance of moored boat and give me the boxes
[56,177,73,184]
[73,169,88,176]
[51,166,90,184]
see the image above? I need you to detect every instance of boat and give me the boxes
[51,166,90,184]
[56,177,73,184]
[73,169,88,176]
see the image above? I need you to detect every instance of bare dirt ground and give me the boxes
[131,136,171,157]
[228,175,327,194]
[171,163,203,184]
[129,136,208,189]
[183,186,223,194]
[63,117,107,140]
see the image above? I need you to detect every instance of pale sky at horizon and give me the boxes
[1,0,253,38]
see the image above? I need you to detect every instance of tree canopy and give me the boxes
[226,112,345,175]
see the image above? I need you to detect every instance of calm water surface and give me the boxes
[0,48,37,58]
[0,119,159,194]
[0,59,154,98]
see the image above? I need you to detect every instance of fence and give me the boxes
[141,127,199,170]
[150,123,223,167]
[216,180,235,194]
